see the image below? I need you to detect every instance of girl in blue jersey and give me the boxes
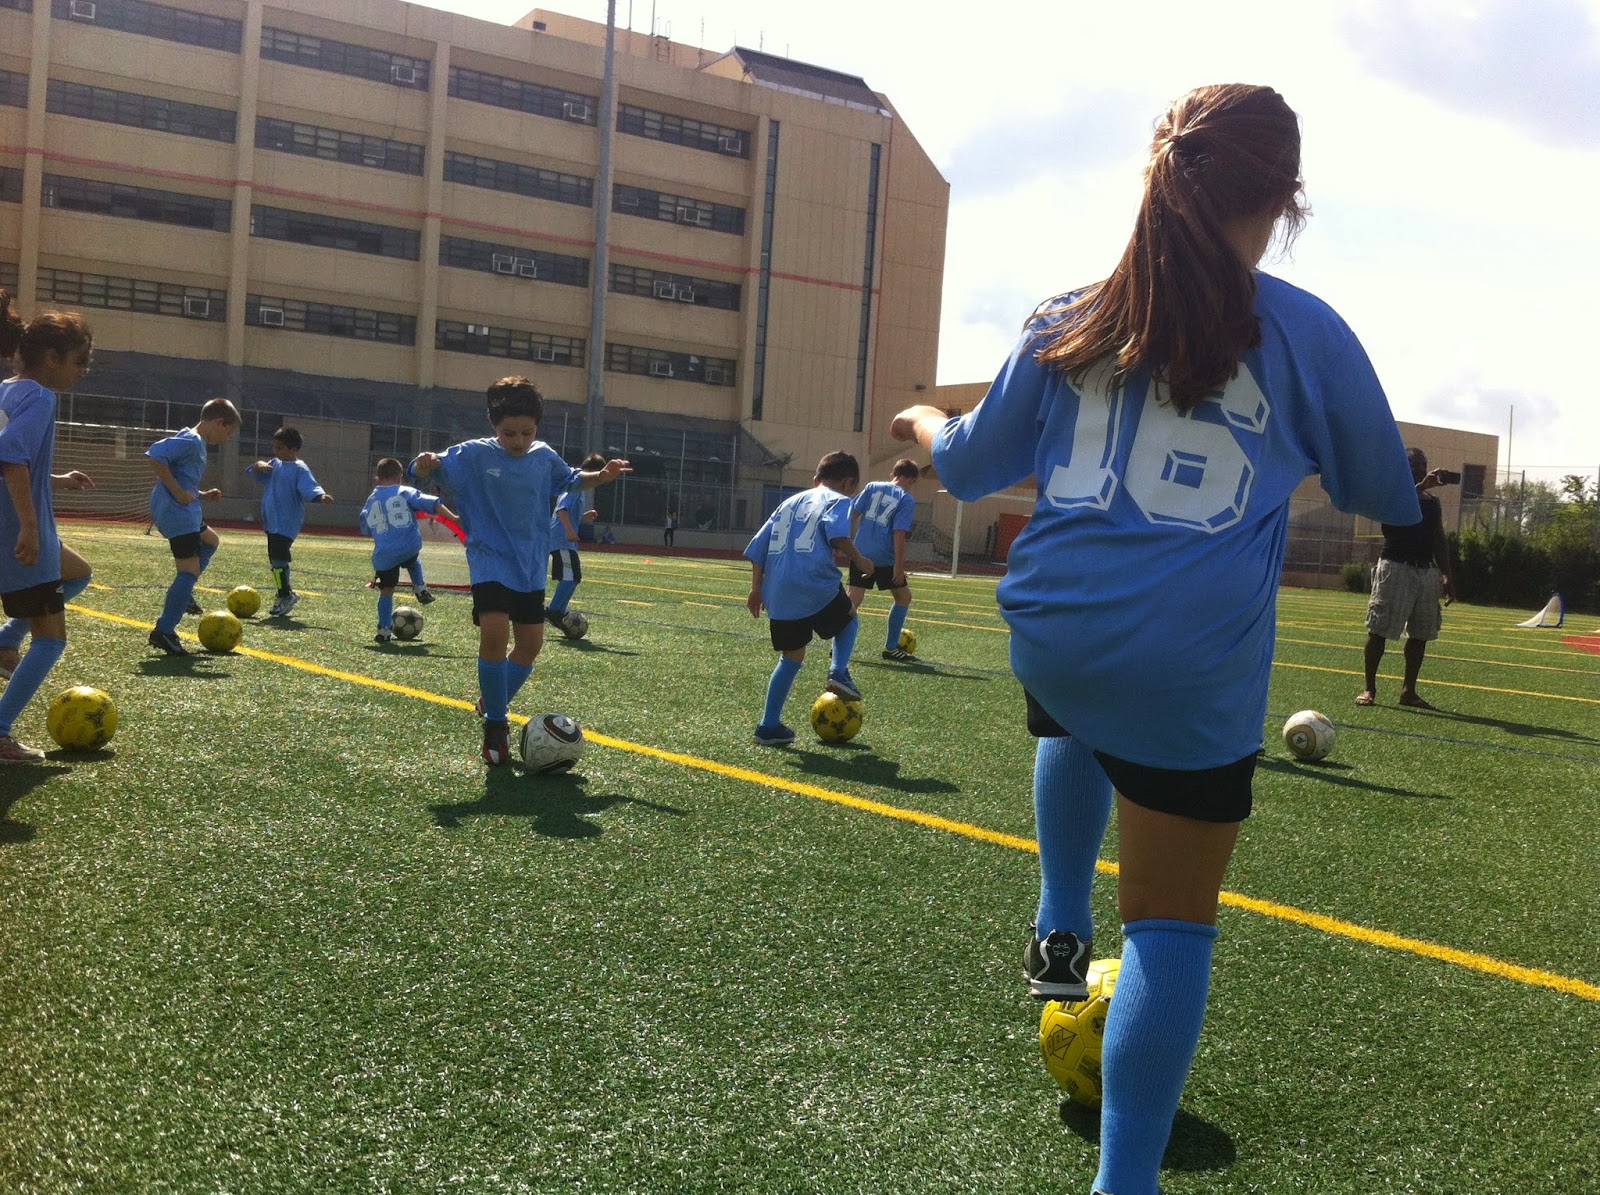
[895,85,1420,1195]
[412,377,628,766]
[0,307,94,762]
[246,426,333,618]
[360,457,456,643]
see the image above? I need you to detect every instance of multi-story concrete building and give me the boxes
[0,0,948,533]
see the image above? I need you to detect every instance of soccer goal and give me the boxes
[909,488,1035,578]
[52,421,169,523]
[1515,594,1564,629]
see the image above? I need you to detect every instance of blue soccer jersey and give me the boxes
[252,458,326,538]
[362,483,442,570]
[0,379,62,593]
[744,484,854,621]
[851,480,916,568]
[424,439,579,591]
[147,427,210,538]
[548,486,588,545]
[932,272,1421,770]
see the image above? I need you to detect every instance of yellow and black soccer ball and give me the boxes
[1039,958,1121,1107]
[226,585,262,618]
[197,609,243,654]
[810,691,864,742]
[898,627,918,656]
[46,685,119,750]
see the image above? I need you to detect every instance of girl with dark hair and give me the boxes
[894,85,1421,1195]
[0,308,94,760]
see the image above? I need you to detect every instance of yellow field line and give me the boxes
[63,603,1599,1002]
[1274,660,1600,705]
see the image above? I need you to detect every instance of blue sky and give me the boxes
[436,0,1600,486]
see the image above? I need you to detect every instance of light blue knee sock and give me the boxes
[830,616,859,676]
[761,656,802,728]
[549,578,578,616]
[157,572,198,634]
[0,575,90,651]
[198,543,216,574]
[1094,918,1220,1195]
[1034,737,1115,941]
[377,593,394,630]
[506,661,533,706]
[0,636,66,737]
[478,658,509,723]
[405,561,425,588]
[885,604,909,651]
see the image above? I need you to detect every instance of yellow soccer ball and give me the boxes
[197,609,243,654]
[1039,957,1121,1107]
[898,627,918,655]
[46,685,119,750]
[810,691,864,742]
[226,585,262,618]
[1283,709,1336,761]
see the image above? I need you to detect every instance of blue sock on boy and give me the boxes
[506,660,534,705]
[197,543,216,574]
[0,636,67,737]
[377,593,394,630]
[157,572,199,634]
[829,616,859,678]
[761,656,802,728]
[477,658,510,723]
[1034,736,1116,941]
[1093,918,1220,1195]
[885,604,909,652]
[549,578,578,616]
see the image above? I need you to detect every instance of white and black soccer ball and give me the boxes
[1282,709,1336,761]
[520,712,586,773]
[392,605,424,641]
[560,611,589,640]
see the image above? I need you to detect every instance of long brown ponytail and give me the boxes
[1036,84,1307,412]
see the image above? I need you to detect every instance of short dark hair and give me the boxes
[274,426,303,451]
[815,451,860,485]
[376,457,404,480]
[891,458,921,480]
[17,309,93,371]
[580,452,606,470]
[487,376,543,425]
[199,397,241,427]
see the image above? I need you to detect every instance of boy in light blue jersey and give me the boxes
[146,398,241,656]
[246,426,332,618]
[847,458,921,662]
[361,457,457,643]
[546,452,604,630]
[744,451,877,746]
[412,376,629,766]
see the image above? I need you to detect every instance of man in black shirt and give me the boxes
[1357,448,1456,708]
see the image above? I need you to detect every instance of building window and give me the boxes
[436,320,585,367]
[36,266,225,320]
[751,120,779,421]
[610,264,740,311]
[48,79,236,143]
[246,294,415,344]
[442,151,592,208]
[0,262,17,290]
[0,0,30,11]
[439,236,588,288]
[0,69,26,109]
[51,0,243,53]
[616,103,748,159]
[0,167,21,205]
[43,173,232,231]
[612,184,745,236]
[605,343,736,386]
[250,204,419,260]
[447,65,596,125]
[260,26,430,90]
[256,117,423,175]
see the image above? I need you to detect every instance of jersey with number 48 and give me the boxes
[362,483,443,570]
[744,484,853,620]
[933,272,1421,770]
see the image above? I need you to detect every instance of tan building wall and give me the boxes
[0,0,947,499]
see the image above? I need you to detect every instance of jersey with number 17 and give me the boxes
[361,484,442,570]
[743,484,853,620]
[851,480,915,567]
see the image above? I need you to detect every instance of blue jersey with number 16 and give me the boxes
[744,485,853,620]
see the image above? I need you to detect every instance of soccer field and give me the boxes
[2,523,1597,1194]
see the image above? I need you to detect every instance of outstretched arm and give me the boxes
[578,459,632,490]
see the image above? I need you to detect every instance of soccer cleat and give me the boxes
[146,628,189,657]
[0,734,45,763]
[275,592,301,618]
[186,599,203,616]
[752,722,797,747]
[1024,926,1091,1000]
[414,586,435,605]
[881,647,916,662]
[825,671,862,702]
[481,719,512,766]
[544,608,567,625]
[374,628,393,643]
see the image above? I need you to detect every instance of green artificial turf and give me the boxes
[0,524,1596,1193]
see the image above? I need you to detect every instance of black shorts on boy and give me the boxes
[847,563,905,591]
[470,580,545,627]
[768,586,854,652]
[1,579,66,620]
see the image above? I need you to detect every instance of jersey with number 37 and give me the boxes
[744,484,853,620]
[932,272,1421,770]
[361,484,443,570]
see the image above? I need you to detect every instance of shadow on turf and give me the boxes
[133,656,234,678]
[362,642,473,660]
[428,768,685,837]
[549,637,640,657]
[0,764,71,846]
[1383,704,1600,746]
[780,740,962,795]
[1059,1102,1236,1173]
[1256,755,1451,800]
[857,657,995,683]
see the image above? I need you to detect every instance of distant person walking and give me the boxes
[1356,447,1456,709]
[664,506,678,548]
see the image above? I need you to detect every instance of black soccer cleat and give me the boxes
[147,628,189,657]
[1024,926,1091,1000]
[186,600,202,616]
[881,647,916,662]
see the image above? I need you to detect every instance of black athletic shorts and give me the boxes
[848,562,906,591]
[1023,689,1255,823]
[168,526,211,560]
[374,556,418,590]
[471,581,545,627]
[1,579,65,619]
[769,586,855,652]
[550,547,582,583]
[266,532,295,562]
